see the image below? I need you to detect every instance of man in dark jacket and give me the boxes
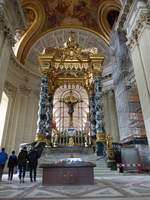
[7,151,17,180]
[17,146,28,183]
[0,148,8,181]
[27,148,38,182]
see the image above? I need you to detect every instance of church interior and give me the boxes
[0,0,150,199]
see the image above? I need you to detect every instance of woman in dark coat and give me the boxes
[27,148,38,182]
[17,146,28,183]
[7,151,17,180]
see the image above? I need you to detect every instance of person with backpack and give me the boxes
[7,151,17,180]
[17,146,28,183]
[27,148,39,182]
[0,148,8,181]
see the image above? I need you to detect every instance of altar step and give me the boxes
[87,154,120,177]
[94,167,119,177]
[37,148,120,177]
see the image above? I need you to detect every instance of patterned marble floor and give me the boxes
[0,174,150,199]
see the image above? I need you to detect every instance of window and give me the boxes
[0,92,8,146]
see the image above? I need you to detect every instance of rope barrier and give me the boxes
[117,163,142,173]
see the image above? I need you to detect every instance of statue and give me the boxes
[61,90,81,127]
[106,134,113,149]
[68,137,74,146]
[84,133,88,147]
[53,132,59,147]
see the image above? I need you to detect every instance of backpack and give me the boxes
[0,152,8,165]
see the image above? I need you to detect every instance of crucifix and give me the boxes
[62,90,81,127]
[64,172,73,182]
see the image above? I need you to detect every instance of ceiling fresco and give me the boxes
[45,0,100,32]
[16,0,121,63]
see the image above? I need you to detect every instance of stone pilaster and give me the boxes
[2,85,31,154]
[23,91,39,143]
[127,11,150,145]
[2,82,40,154]
[1,82,16,152]
[107,90,120,142]
[0,0,25,103]
[102,92,110,134]
[0,6,15,103]
[111,30,133,141]
[0,37,11,103]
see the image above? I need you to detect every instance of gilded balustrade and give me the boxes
[52,132,89,147]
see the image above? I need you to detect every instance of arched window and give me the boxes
[53,85,89,131]
[0,92,8,146]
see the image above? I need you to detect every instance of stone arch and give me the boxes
[24,27,110,76]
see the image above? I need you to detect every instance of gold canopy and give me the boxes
[38,33,104,94]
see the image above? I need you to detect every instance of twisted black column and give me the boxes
[90,91,96,136]
[36,77,53,141]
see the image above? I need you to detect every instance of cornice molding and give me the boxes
[128,11,150,49]
[0,6,15,47]
[116,0,134,31]
[18,84,31,96]
[10,51,40,80]
[116,0,149,30]
[4,81,17,96]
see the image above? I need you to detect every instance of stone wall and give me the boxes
[119,0,150,145]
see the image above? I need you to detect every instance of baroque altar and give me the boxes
[36,32,106,150]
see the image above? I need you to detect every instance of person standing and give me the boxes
[7,151,17,180]
[0,148,8,181]
[17,146,28,183]
[27,148,39,182]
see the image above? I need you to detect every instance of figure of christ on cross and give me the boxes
[61,90,81,127]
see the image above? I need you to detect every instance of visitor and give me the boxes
[7,151,17,180]
[27,148,39,182]
[17,146,28,183]
[0,148,8,181]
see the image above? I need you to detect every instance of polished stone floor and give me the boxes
[0,174,150,199]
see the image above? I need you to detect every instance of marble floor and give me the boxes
[0,173,150,200]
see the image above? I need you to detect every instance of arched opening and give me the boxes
[53,85,89,132]
[0,92,9,147]
[107,10,120,28]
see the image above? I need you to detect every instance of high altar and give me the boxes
[35,33,106,150]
